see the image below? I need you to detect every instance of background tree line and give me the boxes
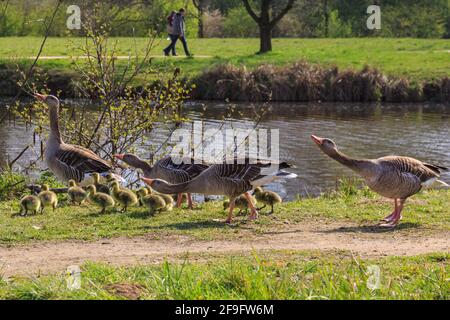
[0,0,448,39]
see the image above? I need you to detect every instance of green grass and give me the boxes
[0,189,448,244]
[0,251,448,299]
[1,37,449,81]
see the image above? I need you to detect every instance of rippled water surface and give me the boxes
[1,100,449,198]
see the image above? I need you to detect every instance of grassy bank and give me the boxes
[0,251,448,299]
[1,37,449,81]
[0,189,448,244]
[1,37,449,102]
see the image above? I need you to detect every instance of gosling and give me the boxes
[93,172,110,194]
[157,193,174,212]
[86,185,115,214]
[68,180,87,205]
[38,184,58,213]
[20,195,41,216]
[137,187,150,206]
[223,194,257,215]
[138,193,166,215]
[110,181,138,212]
[253,187,282,214]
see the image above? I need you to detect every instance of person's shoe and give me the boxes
[172,53,178,56]
[163,50,169,57]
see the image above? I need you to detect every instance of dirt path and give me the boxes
[1,221,449,277]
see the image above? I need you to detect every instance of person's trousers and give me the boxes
[164,34,190,56]
[164,34,178,55]
[178,36,190,56]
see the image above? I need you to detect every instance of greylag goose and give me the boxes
[35,93,121,186]
[311,135,448,227]
[142,158,297,223]
[114,153,209,209]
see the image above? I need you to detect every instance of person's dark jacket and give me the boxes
[172,13,185,36]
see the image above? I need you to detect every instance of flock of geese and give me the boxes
[19,94,449,228]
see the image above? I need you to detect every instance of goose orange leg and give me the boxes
[176,193,183,208]
[187,193,194,209]
[380,199,405,228]
[381,199,398,222]
[244,192,259,221]
[225,199,236,224]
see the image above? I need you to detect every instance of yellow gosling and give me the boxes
[158,193,174,211]
[110,181,138,212]
[68,180,87,205]
[38,184,58,213]
[93,172,110,194]
[20,195,41,216]
[140,194,166,215]
[86,185,115,214]
[223,194,257,215]
[253,187,282,214]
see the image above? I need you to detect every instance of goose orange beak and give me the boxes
[311,135,324,145]
[34,93,47,101]
[114,154,125,160]
[141,177,154,186]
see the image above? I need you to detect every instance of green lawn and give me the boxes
[1,37,449,81]
[1,251,448,299]
[0,189,448,244]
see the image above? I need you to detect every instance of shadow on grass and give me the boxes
[88,210,121,217]
[145,219,250,231]
[322,222,421,234]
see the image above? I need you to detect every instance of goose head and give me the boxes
[86,185,97,194]
[115,153,152,171]
[311,135,339,157]
[68,180,77,187]
[141,177,168,192]
[110,180,120,192]
[35,93,60,109]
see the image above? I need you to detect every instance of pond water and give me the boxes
[0,99,449,199]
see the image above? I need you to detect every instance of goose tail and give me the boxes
[422,178,449,190]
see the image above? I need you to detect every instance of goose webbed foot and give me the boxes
[381,211,397,222]
[381,199,398,222]
[379,199,405,228]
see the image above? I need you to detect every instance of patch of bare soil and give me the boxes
[0,220,448,277]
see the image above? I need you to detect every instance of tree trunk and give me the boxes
[259,24,272,53]
[323,0,329,37]
[198,15,204,38]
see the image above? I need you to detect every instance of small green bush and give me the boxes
[0,170,28,201]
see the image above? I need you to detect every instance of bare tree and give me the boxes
[241,0,296,53]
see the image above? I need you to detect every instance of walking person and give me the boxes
[165,11,177,56]
[163,8,191,57]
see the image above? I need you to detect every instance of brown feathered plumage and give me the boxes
[312,135,448,228]
[36,94,114,185]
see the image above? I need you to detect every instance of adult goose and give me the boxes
[311,135,448,227]
[142,157,297,223]
[114,153,209,209]
[35,93,120,186]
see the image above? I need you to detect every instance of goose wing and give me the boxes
[161,156,209,179]
[378,156,444,182]
[215,158,293,182]
[55,144,112,182]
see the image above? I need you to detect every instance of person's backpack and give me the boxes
[167,11,175,34]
